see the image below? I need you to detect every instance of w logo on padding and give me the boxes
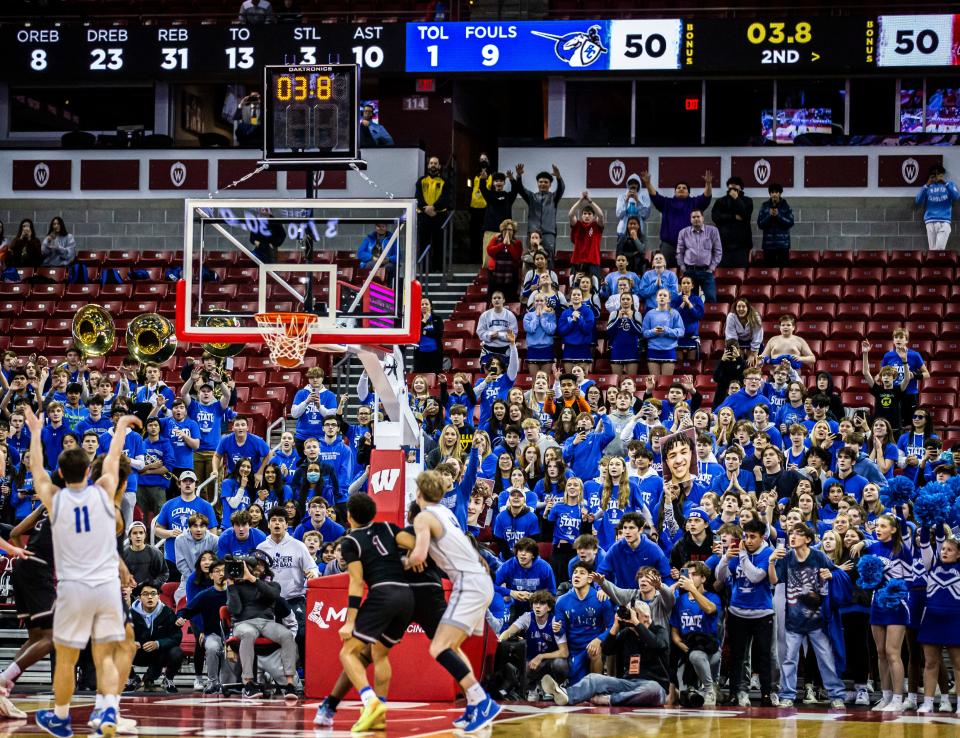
[370,468,400,494]
[608,159,626,186]
[33,163,50,188]
[901,158,920,184]
[753,158,771,185]
[170,161,187,188]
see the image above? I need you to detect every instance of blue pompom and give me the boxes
[944,474,960,500]
[880,476,916,507]
[875,579,908,610]
[857,554,885,590]
[914,482,953,528]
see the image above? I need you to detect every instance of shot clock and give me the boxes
[262,64,360,166]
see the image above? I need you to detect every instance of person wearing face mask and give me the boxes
[415,156,452,270]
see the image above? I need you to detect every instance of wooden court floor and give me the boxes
[0,696,959,736]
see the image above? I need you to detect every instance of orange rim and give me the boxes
[254,312,319,335]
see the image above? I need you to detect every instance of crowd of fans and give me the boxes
[0,157,958,710]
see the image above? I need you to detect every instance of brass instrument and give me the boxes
[71,304,116,357]
[199,309,243,397]
[127,313,178,364]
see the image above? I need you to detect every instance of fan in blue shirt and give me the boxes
[161,403,201,471]
[97,422,146,493]
[598,513,672,588]
[290,371,338,442]
[554,562,616,683]
[216,512,268,557]
[494,539,557,618]
[493,491,541,557]
[214,419,271,477]
[155,479,219,563]
[183,375,230,452]
[293,498,346,543]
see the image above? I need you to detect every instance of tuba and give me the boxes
[72,304,116,357]
[127,313,178,364]
[199,309,243,396]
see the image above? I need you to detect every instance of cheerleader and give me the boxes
[641,288,685,377]
[671,275,705,365]
[851,512,915,711]
[606,292,644,376]
[523,292,558,376]
[917,532,960,715]
[527,277,567,313]
[557,287,595,373]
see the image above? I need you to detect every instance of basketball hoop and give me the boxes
[254,312,319,368]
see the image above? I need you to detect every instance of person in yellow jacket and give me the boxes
[469,153,492,258]
[415,155,453,271]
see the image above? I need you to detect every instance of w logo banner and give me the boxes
[371,468,400,494]
[170,161,187,187]
[33,162,50,188]
[901,158,919,184]
[753,158,771,185]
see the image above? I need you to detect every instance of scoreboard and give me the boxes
[1,24,404,79]
[1,15,959,80]
[405,20,684,72]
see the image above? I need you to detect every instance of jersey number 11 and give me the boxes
[74,506,91,533]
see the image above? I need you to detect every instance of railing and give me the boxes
[441,210,456,279]
[416,210,456,289]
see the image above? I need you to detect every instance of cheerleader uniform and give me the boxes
[606,311,644,365]
[523,309,558,364]
[557,304,595,363]
[917,535,960,646]
[866,531,916,626]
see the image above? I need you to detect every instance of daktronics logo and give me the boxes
[370,467,400,494]
[307,601,347,630]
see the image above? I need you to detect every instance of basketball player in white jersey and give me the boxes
[408,470,501,734]
[24,406,140,738]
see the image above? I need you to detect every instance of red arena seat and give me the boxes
[819,250,854,267]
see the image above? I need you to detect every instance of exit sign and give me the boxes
[685,97,700,111]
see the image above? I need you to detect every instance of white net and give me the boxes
[254,312,318,368]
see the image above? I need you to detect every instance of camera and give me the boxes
[617,606,632,621]
[224,555,256,580]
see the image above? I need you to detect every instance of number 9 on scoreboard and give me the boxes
[877,14,957,67]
